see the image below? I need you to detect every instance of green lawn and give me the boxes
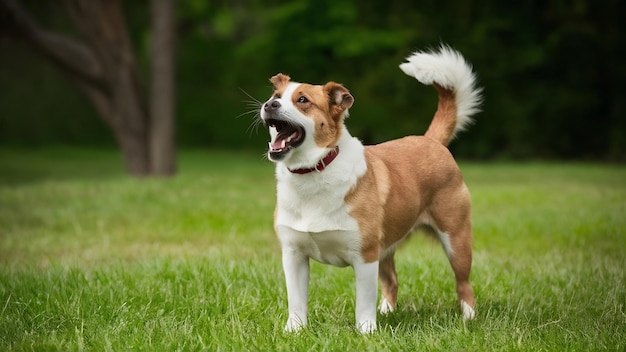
[1,148,625,351]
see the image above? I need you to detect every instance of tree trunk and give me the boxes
[0,0,176,177]
[63,0,152,176]
[150,0,176,175]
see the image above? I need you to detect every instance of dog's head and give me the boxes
[260,73,354,166]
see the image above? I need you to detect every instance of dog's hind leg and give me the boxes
[430,193,476,321]
[378,251,398,314]
[448,227,475,320]
[437,218,475,321]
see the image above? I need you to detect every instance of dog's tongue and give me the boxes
[269,138,287,152]
[269,131,298,152]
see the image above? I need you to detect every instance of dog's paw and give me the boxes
[357,319,377,334]
[378,298,395,314]
[284,316,306,333]
[461,300,476,321]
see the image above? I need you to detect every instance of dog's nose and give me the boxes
[264,99,281,112]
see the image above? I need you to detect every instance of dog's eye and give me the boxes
[297,96,309,103]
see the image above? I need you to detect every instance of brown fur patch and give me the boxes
[346,136,471,263]
[270,73,291,93]
[424,84,457,146]
[288,82,353,149]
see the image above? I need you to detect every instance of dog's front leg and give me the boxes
[354,260,379,333]
[282,246,310,332]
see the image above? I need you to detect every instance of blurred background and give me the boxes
[1,0,624,177]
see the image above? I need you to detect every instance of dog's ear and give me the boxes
[270,73,291,90]
[324,82,354,110]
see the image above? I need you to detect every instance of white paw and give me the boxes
[378,298,395,314]
[357,320,377,334]
[461,300,475,321]
[284,316,306,333]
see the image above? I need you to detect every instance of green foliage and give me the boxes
[1,0,625,159]
[1,149,625,350]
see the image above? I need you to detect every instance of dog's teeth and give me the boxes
[269,141,281,152]
[286,131,298,143]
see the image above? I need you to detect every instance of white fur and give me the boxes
[437,231,455,259]
[277,226,362,267]
[416,211,455,258]
[461,300,476,321]
[274,128,367,233]
[277,225,379,333]
[354,260,379,334]
[399,44,482,139]
[281,245,309,332]
[379,297,394,314]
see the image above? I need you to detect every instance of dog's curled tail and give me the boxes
[399,44,482,147]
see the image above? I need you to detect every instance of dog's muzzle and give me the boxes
[262,99,305,160]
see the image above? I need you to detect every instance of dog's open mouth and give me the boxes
[265,118,305,158]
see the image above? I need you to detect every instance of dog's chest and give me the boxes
[278,226,363,266]
[274,167,362,234]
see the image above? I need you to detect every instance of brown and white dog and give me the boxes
[260,45,482,333]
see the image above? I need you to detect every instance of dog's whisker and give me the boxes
[235,108,260,120]
[239,88,263,105]
[237,88,264,111]
[236,88,267,138]
[246,117,265,137]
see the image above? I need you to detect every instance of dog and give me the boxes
[259,45,481,333]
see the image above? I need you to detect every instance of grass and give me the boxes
[1,147,625,351]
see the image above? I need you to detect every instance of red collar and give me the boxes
[289,147,340,174]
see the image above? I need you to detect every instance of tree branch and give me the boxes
[0,0,105,88]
